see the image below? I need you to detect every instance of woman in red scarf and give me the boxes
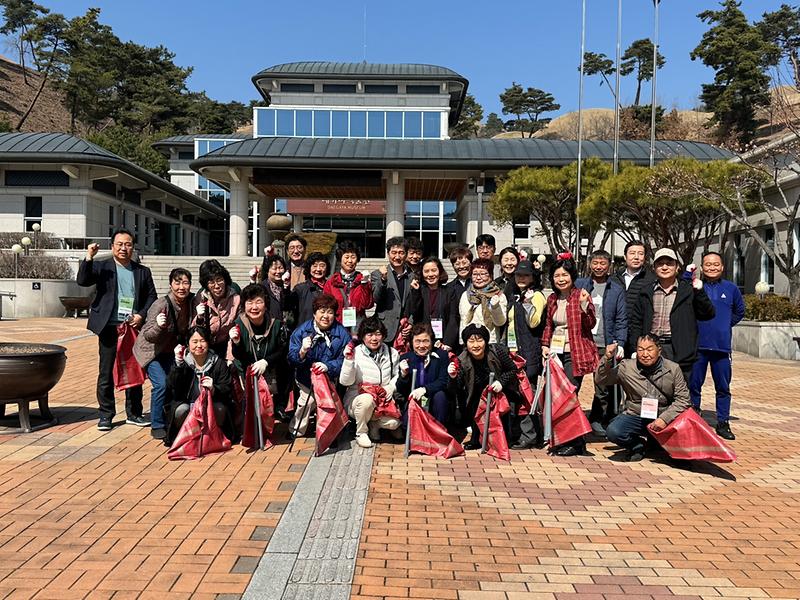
[323,240,374,333]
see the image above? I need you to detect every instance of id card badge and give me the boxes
[640,397,659,420]
[591,297,603,335]
[507,326,518,351]
[431,318,444,340]
[550,333,566,354]
[342,307,357,328]
[118,296,134,321]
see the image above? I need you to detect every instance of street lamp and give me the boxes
[21,236,31,257]
[755,280,770,299]
[31,222,40,250]
[11,243,23,279]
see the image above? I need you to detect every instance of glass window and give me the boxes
[444,219,457,233]
[195,140,208,156]
[367,111,385,138]
[405,217,420,231]
[422,217,439,230]
[275,199,287,213]
[256,108,275,136]
[443,200,457,217]
[208,140,224,152]
[296,110,312,136]
[407,85,439,94]
[280,83,314,93]
[332,111,348,137]
[350,111,366,137]
[197,175,208,190]
[366,217,384,230]
[404,111,422,138]
[423,112,441,138]
[365,84,397,94]
[313,110,331,137]
[386,111,403,138]
[323,83,356,93]
[277,109,294,136]
[405,200,422,215]
[420,200,439,215]
[25,196,42,218]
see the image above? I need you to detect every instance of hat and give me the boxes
[461,324,490,345]
[515,260,535,276]
[653,248,679,263]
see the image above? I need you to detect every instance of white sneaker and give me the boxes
[356,433,373,448]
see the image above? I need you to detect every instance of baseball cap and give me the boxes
[653,248,679,263]
[515,260,535,276]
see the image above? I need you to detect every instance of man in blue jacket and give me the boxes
[688,252,745,441]
[576,250,628,437]
[287,294,350,438]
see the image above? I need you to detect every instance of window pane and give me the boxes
[423,112,441,138]
[275,199,287,213]
[407,85,439,94]
[367,111,385,137]
[332,111,348,137]
[281,83,314,93]
[197,175,208,189]
[365,84,398,94]
[350,111,366,137]
[296,110,312,136]
[443,200,457,217]
[405,217,420,231]
[25,196,42,218]
[421,200,439,215]
[422,217,439,230]
[405,200,422,215]
[366,217,384,230]
[195,140,207,156]
[257,108,275,136]
[323,83,356,93]
[313,110,331,136]
[277,110,294,136]
[209,140,224,152]
[404,111,422,138]
[386,112,402,138]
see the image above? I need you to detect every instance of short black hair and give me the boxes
[386,237,408,252]
[169,267,192,283]
[336,240,361,261]
[284,233,308,249]
[475,234,496,248]
[111,227,135,244]
[357,315,387,341]
[462,323,490,345]
[449,245,473,264]
[240,283,267,303]
[406,237,424,253]
[303,252,330,279]
[199,259,232,290]
[549,257,578,289]
[701,251,723,262]
[498,246,520,262]
[624,240,648,256]
[187,325,212,344]
[261,254,287,274]
[589,250,612,262]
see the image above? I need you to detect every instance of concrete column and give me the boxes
[385,172,404,240]
[229,178,249,256]
[259,198,272,251]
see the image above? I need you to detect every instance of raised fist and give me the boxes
[579,288,591,303]
[196,303,206,316]
[86,243,100,260]
[344,342,356,360]
[692,278,704,291]
[399,359,410,375]
[300,336,313,354]
[156,311,167,328]
[264,245,274,256]
[312,362,328,374]
[447,361,459,378]
[379,265,388,279]
[361,271,371,283]
[410,278,420,290]
[229,325,241,344]
[200,376,213,389]
[248,266,259,283]
[173,344,185,365]
[489,293,502,306]
[282,270,291,288]
[524,289,535,302]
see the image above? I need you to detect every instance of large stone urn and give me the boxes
[0,342,65,432]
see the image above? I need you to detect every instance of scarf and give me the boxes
[268,279,282,302]
[466,281,502,326]
[637,356,664,377]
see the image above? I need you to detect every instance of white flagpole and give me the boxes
[575,0,587,258]
[649,0,660,168]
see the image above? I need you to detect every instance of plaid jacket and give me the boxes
[541,288,599,377]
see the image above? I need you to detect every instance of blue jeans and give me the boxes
[689,350,732,422]
[606,413,652,453]
[146,355,173,429]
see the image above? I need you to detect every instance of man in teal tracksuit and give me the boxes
[688,252,745,441]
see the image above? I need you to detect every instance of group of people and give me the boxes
[78,228,743,462]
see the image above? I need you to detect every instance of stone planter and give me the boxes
[266,214,292,241]
[0,279,93,319]
[732,320,800,361]
[0,342,65,432]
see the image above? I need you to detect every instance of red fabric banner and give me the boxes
[359,383,401,420]
[243,368,275,450]
[312,370,349,456]
[167,388,232,460]
[511,352,534,416]
[393,317,411,354]
[474,387,511,461]
[546,356,592,448]
[113,323,146,391]
[648,409,737,463]
[408,397,464,459]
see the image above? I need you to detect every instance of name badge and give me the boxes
[550,333,566,354]
[118,296,134,320]
[431,318,444,339]
[591,297,603,335]
[640,397,659,420]
[342,307,357,328]
[507,325,518,351]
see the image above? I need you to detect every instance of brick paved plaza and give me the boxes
[1,319,798,600]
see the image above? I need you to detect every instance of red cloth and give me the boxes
[648,409,737,463]
[242,368,275,450]
[474,387,511,461]
[408,397,464,459]
[511,352,534,416]
[323,272,374,322]
[393,317,411,353]
[167,388,232,460]
[546,356,592,447]
[540,288,598,376]
[113,323,146,391]
[311,370,349,456]
[359,383,401,420]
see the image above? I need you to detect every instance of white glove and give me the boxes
[693,278,703,291]
[312,362,328,373]
[524,289,535,302]
[631,352,637,360]
[361,271,371,283]
[447,362,458,378]
[282,270,291,288]
[200,376,213,389]
[489,294,502,307]
[411,387,426,401]
[173,344,185,366]
[615,345,625,360]
[229,325,241,344]
[490,380,503,393]
[687,263,697,274]
[264,245,274,256]
[248,266,259,283]
[251,359,268,376]
[301,336,313,353]
[196,303,206,316]
[399,359,410,375]
[156,312,167,328]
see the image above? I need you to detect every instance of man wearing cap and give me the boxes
[629,248,715,383]
[576,250,628,437]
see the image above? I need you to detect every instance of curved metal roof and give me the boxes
[191,136,733,171]
[254,61,466,80]
[151,132,249,152]
[0,132,227,219]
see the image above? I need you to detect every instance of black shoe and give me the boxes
[463,439,481,450]
[716,421,735,440]
[626,448,645,462]
[511,441,537,450]
[554,442,585,457]
[125,415,150,427]
[151,427,167,440]
[97,417,112,431]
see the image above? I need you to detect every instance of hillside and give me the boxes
[0,55,79,133]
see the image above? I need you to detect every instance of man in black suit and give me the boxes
[77,228,157,431]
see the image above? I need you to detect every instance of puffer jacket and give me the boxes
[339,343,400,411]
[288,318,351,388]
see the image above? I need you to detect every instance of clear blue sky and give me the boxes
[42,0,789,121]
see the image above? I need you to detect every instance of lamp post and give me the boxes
[21,236,31,257]
[11,244,22,279]
[31,222,40,250]
[755,280,770,299]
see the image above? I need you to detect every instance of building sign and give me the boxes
[285,198,386,215]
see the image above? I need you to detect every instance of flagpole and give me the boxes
[649,0,660,168]
[574,0,587,258]
[613,0,622,175]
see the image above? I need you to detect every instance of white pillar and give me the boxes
[229,178,249,256]
[259,197,272,252]
[386,172,404,240]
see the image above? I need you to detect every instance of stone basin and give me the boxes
[0,342,66,432]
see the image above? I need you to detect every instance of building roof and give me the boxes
[0,132,227,219]
[152,132,250,151]
[191,136,733,172]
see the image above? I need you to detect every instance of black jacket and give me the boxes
[407,284,460,349]
[628,279,715,370]
[291,279,324,326]
[611,268,656,352]
[76,258,157,334]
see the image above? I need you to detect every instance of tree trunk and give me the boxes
[789,274,800,305]
[634,78,642,106]
[791,51,800,91]
[18,39,28,86]
[16,55,54,131]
